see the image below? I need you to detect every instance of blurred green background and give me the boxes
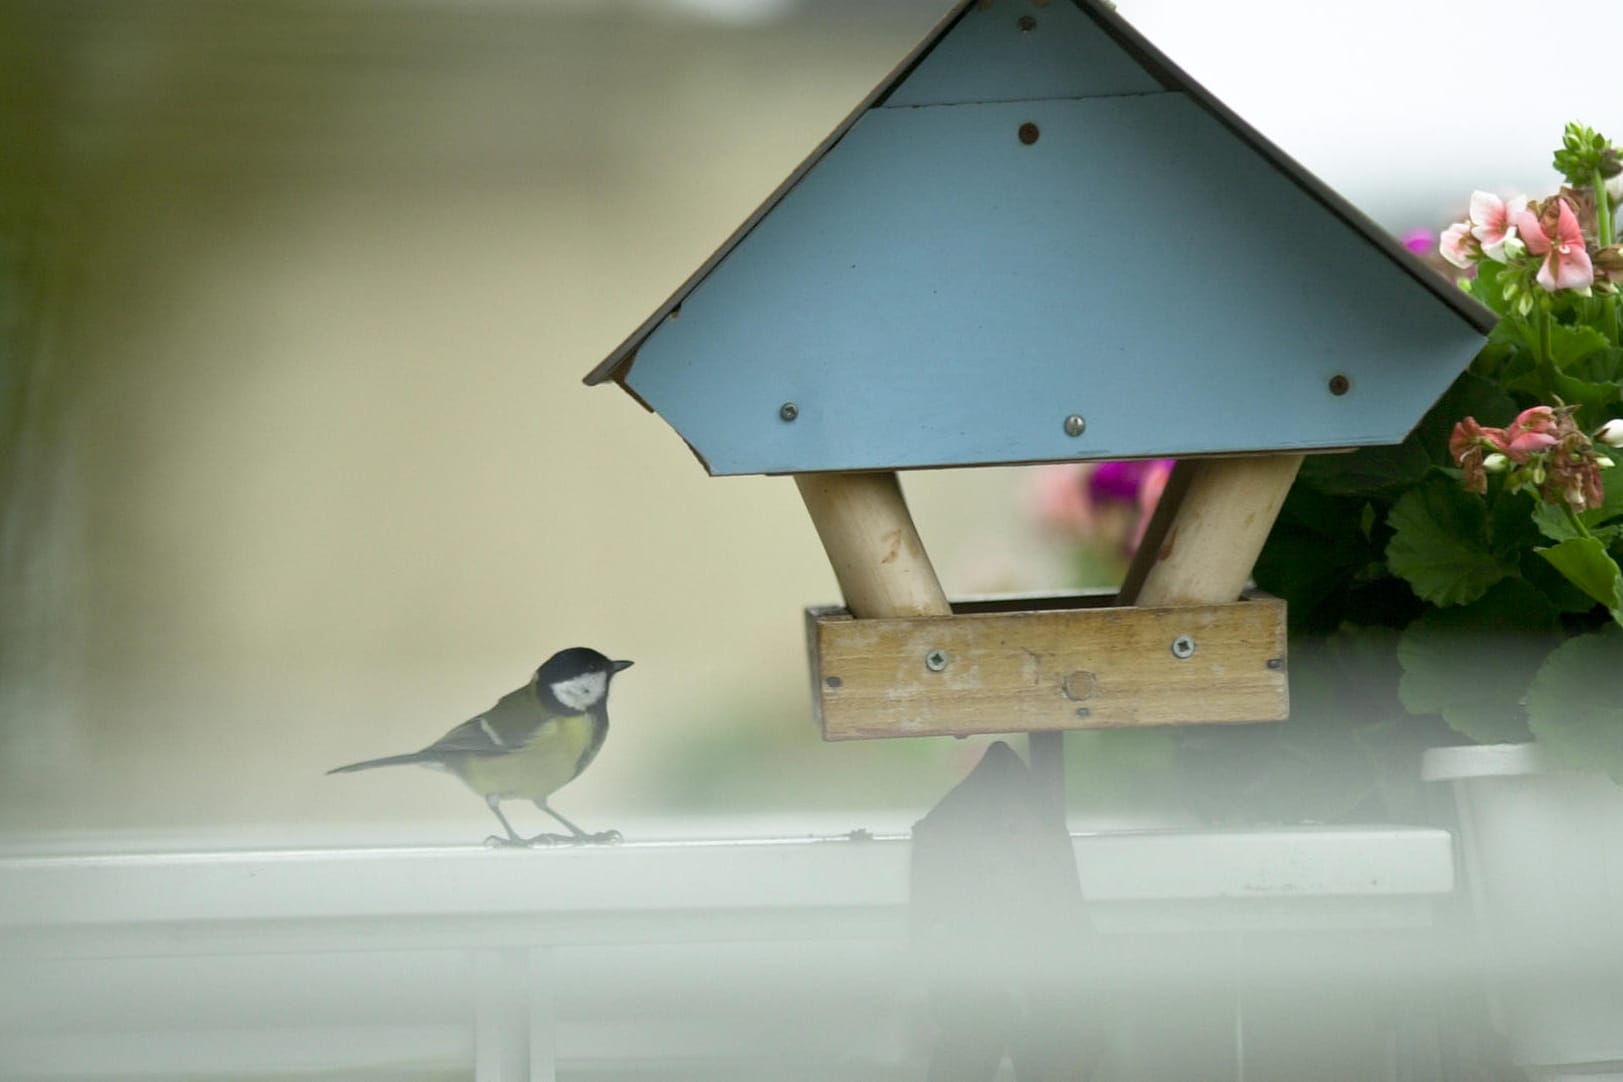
[3,0,1616,841]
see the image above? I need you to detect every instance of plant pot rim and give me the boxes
[1420,742,1560,782]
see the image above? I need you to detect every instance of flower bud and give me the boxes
[1482,452,1509,473]
[1598,456,1616,469]
[1596,419,1623,447]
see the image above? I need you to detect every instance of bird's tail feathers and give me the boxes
[326,752,432,775]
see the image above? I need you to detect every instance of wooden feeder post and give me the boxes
[1121,455,1306,609]
[584,0,1495,770]
[793,472,951,621]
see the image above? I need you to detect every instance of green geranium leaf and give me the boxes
[1253,487,1377,633]
[1532,499,1583,542]
[1522,550,1612,613]
[1297,440,1431,497]
[1537,537,1623,621]
[1565,345,1623,385]
[1488,487,1543,559]
[1527,626,1623,782]
[1549,369,1623,429]
[1396,580,1560,744]
[1548,322,1614,369]
[1532,472,1623,541]
[1387,475,1517,606]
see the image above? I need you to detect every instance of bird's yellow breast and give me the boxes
[457,714,596,802]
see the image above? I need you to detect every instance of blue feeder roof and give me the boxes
[584,0,1495,477]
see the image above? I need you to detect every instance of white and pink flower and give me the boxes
[1438,191,1530,268]
[1467,190,1528,261]
[1439,221,1478,269]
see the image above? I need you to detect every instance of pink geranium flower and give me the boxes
[1502,405,1559,461]
[1467,191,1528,261]
[1516,198,1595,292]
[1450,417,1507,493]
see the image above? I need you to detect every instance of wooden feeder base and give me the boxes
[807,591,1287,741]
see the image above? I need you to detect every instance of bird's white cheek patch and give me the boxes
[551,671,608,711]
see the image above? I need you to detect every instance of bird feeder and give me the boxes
[584,0,1494,742]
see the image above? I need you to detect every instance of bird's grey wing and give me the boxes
[420,715,511,757]
[420,687,547,757]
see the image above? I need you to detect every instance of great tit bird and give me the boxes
[328,647,633,847]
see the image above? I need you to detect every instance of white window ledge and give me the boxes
[1,824,1452,947]
[0,825,1457,1080]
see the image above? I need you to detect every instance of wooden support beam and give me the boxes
[794,472,951,620]
[1120,455,1304,609]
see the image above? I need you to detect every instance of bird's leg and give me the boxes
[482,794,529,849]
[525,800,621,846]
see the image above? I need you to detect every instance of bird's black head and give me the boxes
[534,647,633,714]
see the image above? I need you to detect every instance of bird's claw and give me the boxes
[483,834,529,849]
[521,829,622,847]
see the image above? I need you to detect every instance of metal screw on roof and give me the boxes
[1018,122,1040,145]
[1018,15,1037,31]
[1328,373,1351,396]
[1063,414,1086,437]
[779,402,799,422]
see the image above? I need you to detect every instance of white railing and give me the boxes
[0,824,1455,1080]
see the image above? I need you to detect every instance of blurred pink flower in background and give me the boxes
[1030,459,1174,556]
[1401,228,1434,255]
[1030,463,1098,536]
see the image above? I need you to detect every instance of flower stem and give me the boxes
[1595,168,1616,247]
[1596,168,1621,344]
[1539,302,1554,365]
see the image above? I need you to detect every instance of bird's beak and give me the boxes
[612,659,634,673]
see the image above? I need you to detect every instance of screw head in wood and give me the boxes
[925,649,949,672]
[1063,414,1086,437]
[1170,635,1196,660]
